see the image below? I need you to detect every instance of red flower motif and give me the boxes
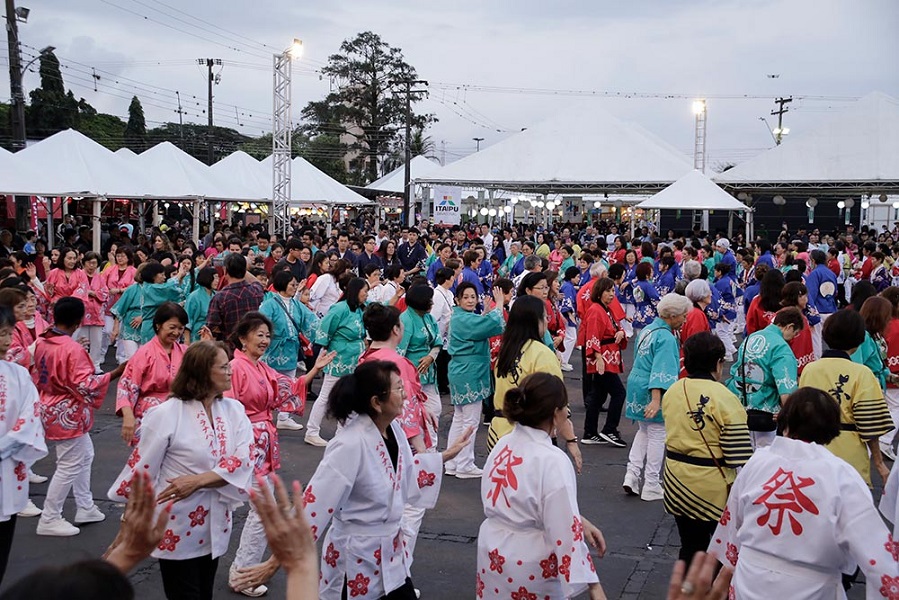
[126,448,141,469]
[475,572,485,598]
[719,506,731,526]
[417,470,436,488]
[725,542,739,567]
[116,477,133,498]
[11,418,25,432]
[310,524,319,541]
[346,572,370,597]
[157,528,181,552]
[539,553,558,578]
[881,574,899,599]
[189,505,208,527]
[886,534,899,562]
[14,462,26,482]
[587,554,596,573]
[488,548,506,574]
[218,455,242,473]
[324,542,340,568]
[303,485,316,506]
[373,548,381,566]
[559,554,572,582]
[571,516,584,542]
[511,586,537,600]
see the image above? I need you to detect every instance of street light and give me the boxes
[692,100,706,115]
[14,6,29,22]
[288,38,303,59]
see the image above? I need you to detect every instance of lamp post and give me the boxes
[271,38,303,237]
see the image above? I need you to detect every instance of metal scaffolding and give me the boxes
[271,51,292,237]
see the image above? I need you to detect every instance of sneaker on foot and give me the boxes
[881,443,897,462]
[599,431,627,448]
[229,565,269,597]
[28,472,48,484]
[455,467,484,479]
[276,416,305,431]
[75,505,106,525]
[641,484,665,502]
[17,499,42,518]
[304,434,329,447]
[623,472,641,497]
[580,435,605,445]
[560,363,574,372]
[36,517,79,537]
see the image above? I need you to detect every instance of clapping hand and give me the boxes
[667,552,732,600]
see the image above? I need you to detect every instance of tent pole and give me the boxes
[92,197,102,253]
[192,199,201,246]
[152,200,160,227]
[46,197,54,251]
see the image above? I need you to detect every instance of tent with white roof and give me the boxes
[636,170,750,211]
[367,155,442,193]
[136,142,260,201]
[208,151,270,200]
[259,155,370,205]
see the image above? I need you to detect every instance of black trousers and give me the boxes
[584,372,625,437]
[158,555,219,600]
[436,348,451,394]
[342,576,417,600]
[674,515,718,565]
[0,515,16,586]
[580,346,593,406]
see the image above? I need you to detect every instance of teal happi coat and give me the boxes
[447,307,505,406]
[851,331,889,391]
[139,279,186,344]
[625,317,680,423]
[110,283,142,343]
[726,324,798,414]
[259,292,319,373]
[314,300,366,377]
[184,287,213,336]
[397,308,442,386]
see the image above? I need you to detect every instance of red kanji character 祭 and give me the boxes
[751,467,819,535]
[486,445,524,508]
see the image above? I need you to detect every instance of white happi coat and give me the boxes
[710,436,899,600]
[0,361,48,521]
[108,397,254,560]
[477,425,598,599]
[303,413,443,599]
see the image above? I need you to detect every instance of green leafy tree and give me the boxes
[26,50,80,135]
[124,96,147,150]
[382,126,436,173]
[301,31,434,184]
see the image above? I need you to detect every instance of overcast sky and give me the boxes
[5,0,898,169]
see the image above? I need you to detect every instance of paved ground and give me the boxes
[2,346,873,599]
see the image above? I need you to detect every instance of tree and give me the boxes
[382,126,435,173]
[26,51,79,135]
[124,96,147,150]
[301,31,434,184]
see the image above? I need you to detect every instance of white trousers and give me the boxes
[421,384,441,449]
[117,339,138,364]
[750,430,777,450]
[75,325,104,371]
[715,321,737,357]
[43,434,95,520]
[882,388,899,450]
[622,304,635,338]
[445,402,481,473]
[734,308,746,336]
[626,422,665,489]
[101,315,115,365]
[813,313,833,360]
[232,475,271,570]
[305,373,338,438]
[561,325,577,365]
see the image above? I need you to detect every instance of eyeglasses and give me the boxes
[390,385,406,397]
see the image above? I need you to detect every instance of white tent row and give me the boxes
[366,155,443,193]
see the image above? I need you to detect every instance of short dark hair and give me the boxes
[82,251,101,265]
[435,267,455,286]
[170,341,230,401]
[196,267,216,290]
[463,250,480,267]
[590,277,615,304]
[54,297,85,328]
[328,361,399,423]
[285,238,303,252]
[683,332,725,376]
[777,388,841,445]
[0,558,133,600]
[517,272,547,297]
[272,269,296,292]
[384,264,403,282]
[405,283,433,312]
[773,306,805,331]
[345,278,368,312]
[563,266,580,282]
[822,308,865,350]
[362,263,381,278]
[780,282,808,307]
[153,302,188,332]
[0,305,16,329]
[504,372,568,428]
[810,249,827,265]
[455,281,477,300]
[232,311,273,350]
[363,303,401,341]
[224,252,248,279]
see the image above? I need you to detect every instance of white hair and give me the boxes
[684,279,712,304]
[682,260,702,281]
[590,262,608,278]
[657,293,693,319]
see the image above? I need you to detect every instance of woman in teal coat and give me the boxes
[623,293,692,502]
[259,271,319,376]
[184,267,217,342]
[852,296,894,390]
[135,261,189,344]
[398,284,443,446]
[445,282,505,478]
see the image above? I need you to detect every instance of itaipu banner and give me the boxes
[433,185,462,226]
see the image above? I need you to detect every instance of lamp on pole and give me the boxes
[271,38,302,237]
[473,137,484,152]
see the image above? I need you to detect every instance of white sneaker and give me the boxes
[229,565,269,597]
[74,505,107,525]
[724,354,734,362]
[28,472,48,484]
[623,472,641,496]
[36,517,80,537]
[641,483,665,502]
[455,467,484,479]
[560,363,574,372]
[882,443,897,462]
[304,434,329,447]
[17,499,42,518]
[276,416,304,431]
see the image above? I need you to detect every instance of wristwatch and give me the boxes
[565,438,578,444]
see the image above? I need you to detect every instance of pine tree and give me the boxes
[124,96,147,151]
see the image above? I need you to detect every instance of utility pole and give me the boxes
[771,96,792,145]
[473,137,484,152]
[175,90,184,142]
[390,79,427,227]
[5,0,29,233]
[198,58,221,164]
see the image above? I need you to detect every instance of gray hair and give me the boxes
[589,262,608,278]
[510,241,521,248]
[524,255,541,271]
[682,260,702,281]
[657,293,693,319]
[684,279,712,304]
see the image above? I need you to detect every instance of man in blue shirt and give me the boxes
[805,249,839,358]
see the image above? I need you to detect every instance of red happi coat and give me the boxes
[359,346,430,447]
[583,301,625,374]
[679,306,711,378]
[225,349,306,476]
[45,268,88,306]
[787,313,815,375]
[745,295,777,335]
[545,298,565,349]
[489,306,510,370]
[884,318,899,390]
[82,271,109,327]
[6,313,49,368]
[576,280,625,347]
[103,265,137,317]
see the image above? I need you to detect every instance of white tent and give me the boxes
[418,104,693,191]
[367,155,442,193]
[259,155,370,205]
[716,92,899,186]
[209,151,270,200]
[636,170,749,211]
[136,142,260,201]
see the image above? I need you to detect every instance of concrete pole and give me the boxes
[92,197,102,253]
[46,196,54,251]
[152,200,160,227]
[192,199,201,246]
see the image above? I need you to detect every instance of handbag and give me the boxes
[274,296,307,362]
[738,336,777,432]
[679,380,733,494]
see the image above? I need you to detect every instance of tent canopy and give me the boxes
[716,92,899,187]
[636,170,749,211]
[367,155,442,193]
[259,155,370,205]
[417,104,693,192]
[136,142,260,201]
[208,151,271,202]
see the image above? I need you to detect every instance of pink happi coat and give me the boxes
[6,313,49,368]
[32,331,112,440]
[225,349,306,476]
[359,346,430,447]
[115,336,186,445]
[45,268,88,305]
[103,265,137,317]
[82,271,109,327]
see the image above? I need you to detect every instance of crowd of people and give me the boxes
[3,214,899,598]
